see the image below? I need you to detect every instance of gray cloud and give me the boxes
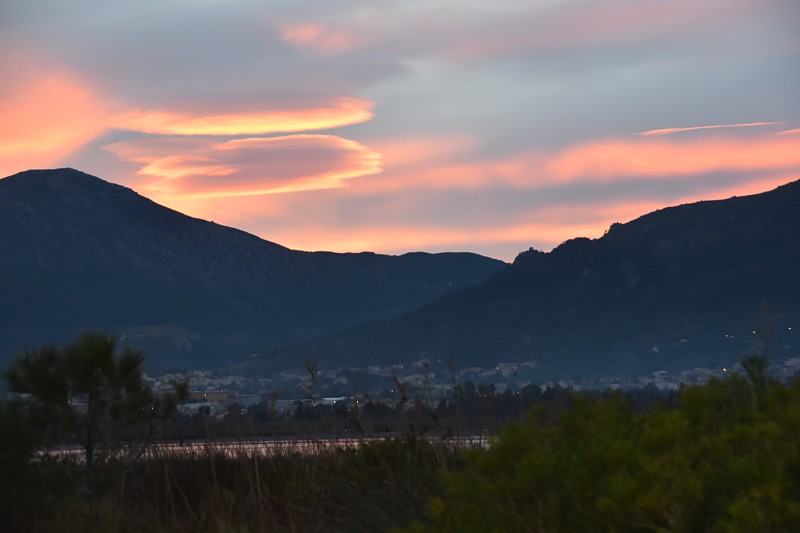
[4,0,799,260]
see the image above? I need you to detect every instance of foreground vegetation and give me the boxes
[2,333,799,531]
[406,356,800,532]
[0,433,458,532]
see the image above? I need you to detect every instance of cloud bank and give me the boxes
[1,0,798,260]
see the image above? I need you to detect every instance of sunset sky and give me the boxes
[2,0,799,261]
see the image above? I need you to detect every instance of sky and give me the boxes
[1,0,799,262]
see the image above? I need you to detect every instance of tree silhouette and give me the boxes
[5,331,187,525]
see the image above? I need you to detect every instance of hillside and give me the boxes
[0,168,506,370]
[258,180,800,379]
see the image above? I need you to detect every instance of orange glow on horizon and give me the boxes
[177,200,645,252]
[262,222,611,256]
[213,176,799,259]
[110,166,797,262]
[112,97,373,136]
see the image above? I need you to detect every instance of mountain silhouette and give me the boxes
[260,179,800,379]
[0,168,506,370]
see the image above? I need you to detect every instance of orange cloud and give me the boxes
[137,156,238,180]
[121,157,796,262]
[232,175,798,258]
[112,96,373,136]
[281,22,363,54]
[0,53,112,176]
[350,147,541,195]
[105,134,381,199]
[638,122,782,136]
[546,136,800,182]
[349,131,800,199]
[778,129,800,135]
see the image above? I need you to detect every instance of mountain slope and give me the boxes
[0,168,506,370]
[264,180,800,378]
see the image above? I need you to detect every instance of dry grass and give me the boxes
[19,435,464,533]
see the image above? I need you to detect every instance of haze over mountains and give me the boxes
[2,168,798,380]
[0,168,505,370]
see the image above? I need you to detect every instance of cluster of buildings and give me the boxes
[140,357,800,418]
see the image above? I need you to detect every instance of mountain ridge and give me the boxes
[0,168,506,370]
[5,168,798,380]
[252,178,800,379]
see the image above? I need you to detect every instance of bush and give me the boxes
[408,368,800,532]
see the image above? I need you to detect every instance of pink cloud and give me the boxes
[115,142,797,261]
[112,96,373,135]
[354,132,800,198]
[104,134,381,199]
[220,174,798,259]
[281,22,364,54]
[546,137,800,182]
[0,52,113,176]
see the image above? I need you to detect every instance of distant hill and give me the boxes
[258,180,800,379]
[0,168,506,370]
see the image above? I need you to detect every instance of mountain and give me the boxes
[0,168,506,370]
[258,180,800,379]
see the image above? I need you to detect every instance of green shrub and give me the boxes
[408,370,800,532]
